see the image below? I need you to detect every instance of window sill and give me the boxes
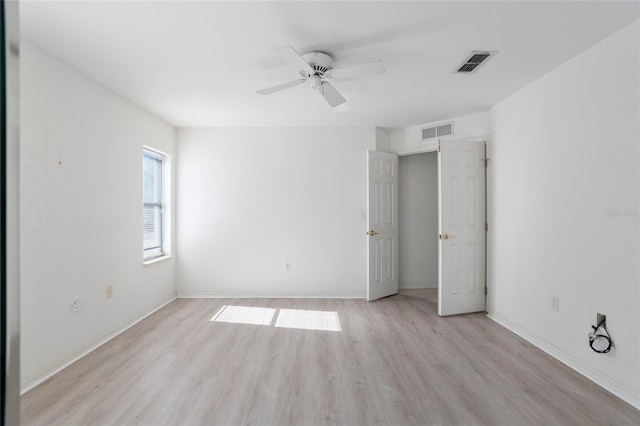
[143,255,171,266]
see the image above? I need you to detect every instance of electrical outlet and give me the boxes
[551,297,559,312]
[106,285,113,299]
[72,299,81,312]
[285,261,292,271]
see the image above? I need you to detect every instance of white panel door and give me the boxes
[367,151,399,301]
[438,140,486,316]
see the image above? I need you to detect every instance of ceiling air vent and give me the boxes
[456,51,496,73]
[422,121,454,140]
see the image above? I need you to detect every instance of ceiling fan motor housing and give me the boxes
[302,51,334,77]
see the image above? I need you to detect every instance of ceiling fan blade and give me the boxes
[257,79,306,95]
[330,60,385,79]
[275,45,313,72]
[320,81,346,107]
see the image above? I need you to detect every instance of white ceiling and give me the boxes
[20,1,639,129]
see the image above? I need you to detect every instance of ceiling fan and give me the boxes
[257,45,385,108]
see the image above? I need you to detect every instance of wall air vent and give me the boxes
[422,121,454,140]
[422,127,436,139]
[456,51,496,73]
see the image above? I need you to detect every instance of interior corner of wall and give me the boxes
[375,127,391,152]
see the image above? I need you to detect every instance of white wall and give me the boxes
[398,152,438,289]
[20,41,177,391]
[177,127,376,298]
[390,111,491,155]
[375,127,391,152]
[489,20,640,408]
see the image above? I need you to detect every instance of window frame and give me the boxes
[143,146,170,263]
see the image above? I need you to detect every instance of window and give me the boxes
[143,147,169,261]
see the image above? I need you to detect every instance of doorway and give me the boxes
[398,151,439,304]
[366,140,487,315]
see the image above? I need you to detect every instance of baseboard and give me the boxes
[398,284,438,290]
[177,291,365,299]
[21,294,177,395]
[487,311,640,410]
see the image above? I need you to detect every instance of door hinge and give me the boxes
[438,140,441,153]
[485,287,488,295]
[482,144,489,167]
[485,223,488,232]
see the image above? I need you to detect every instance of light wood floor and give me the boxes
[398,288,438,303]
[22,297,640,426]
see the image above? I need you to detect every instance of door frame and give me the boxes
[2,0,21,423]
[392,136,490,313]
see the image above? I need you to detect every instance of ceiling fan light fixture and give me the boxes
[308,74,322,90]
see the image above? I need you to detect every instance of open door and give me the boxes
[438,140,486,316]
[367,151,398,301]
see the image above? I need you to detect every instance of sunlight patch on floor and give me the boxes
[210,305,276,326]
[275,309,342,332]
[210,306,341,331]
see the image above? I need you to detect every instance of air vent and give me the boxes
[422,127,436,139]
[436,123,452,137]
[456,51,496,73]
[422,121,454,140]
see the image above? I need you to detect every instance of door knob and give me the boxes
[366,230,379,236]
[439,233,456,240]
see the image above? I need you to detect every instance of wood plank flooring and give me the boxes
[398,288,438,303]
[21,296,640,426]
